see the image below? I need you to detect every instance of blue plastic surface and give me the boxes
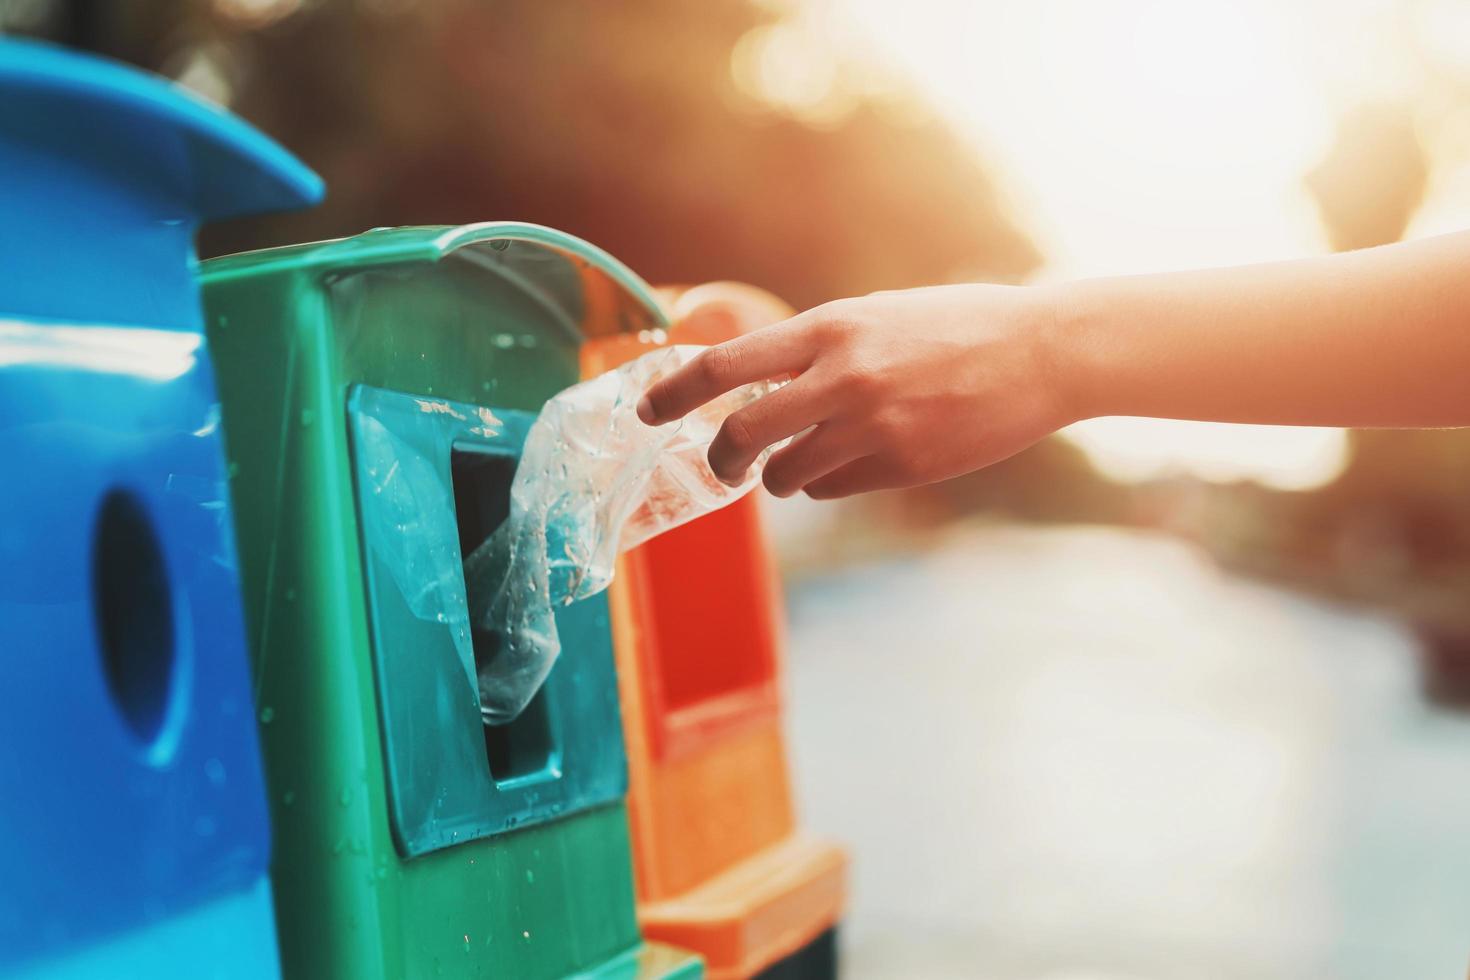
[0,38,324,330]
[0,39,320,976]
[6,880,280,980]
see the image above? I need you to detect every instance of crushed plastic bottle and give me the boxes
[465,344,785,724]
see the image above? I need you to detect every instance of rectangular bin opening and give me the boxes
[450,447,517,560]
[450,445,556,784]
[484,689,554,782]
[639,498,778,710]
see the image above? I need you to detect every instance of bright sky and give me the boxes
[739,0,1470,490]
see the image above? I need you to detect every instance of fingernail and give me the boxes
[636,395,655,424]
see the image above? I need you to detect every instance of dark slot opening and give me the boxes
[450,446,556,784]
[484,688,554,781]
[92,490,176,747]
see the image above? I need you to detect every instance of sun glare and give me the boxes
[805,0,1452,491]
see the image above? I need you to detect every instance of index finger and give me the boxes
[636,317,817,425]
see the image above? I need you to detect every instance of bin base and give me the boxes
[639,834,846,980]
[7,876,280,980]
[752,928,837,980]
[568,940,705,979]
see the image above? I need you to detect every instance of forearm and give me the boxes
[1050,231,1470,428]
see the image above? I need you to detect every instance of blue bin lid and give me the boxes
[0,38,324,330]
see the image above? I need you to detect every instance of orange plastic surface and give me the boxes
[584,283,847,978]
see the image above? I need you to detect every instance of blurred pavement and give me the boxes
[783,524,1470,980]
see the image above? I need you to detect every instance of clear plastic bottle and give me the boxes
[465,344,784,724]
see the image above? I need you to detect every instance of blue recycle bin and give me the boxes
[0,40,321,978]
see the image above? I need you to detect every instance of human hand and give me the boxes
[636,283,1077,499]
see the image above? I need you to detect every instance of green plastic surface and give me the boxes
[200,224,698,979]
[347,386,627,855]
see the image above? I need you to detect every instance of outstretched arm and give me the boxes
[638,232,1470,499]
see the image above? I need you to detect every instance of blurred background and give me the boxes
[6,0,1470,975]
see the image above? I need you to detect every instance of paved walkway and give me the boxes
[783,525,1470,979]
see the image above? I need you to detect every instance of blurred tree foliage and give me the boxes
[3,0,1038,309]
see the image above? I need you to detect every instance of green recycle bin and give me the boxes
[200,224,703,980]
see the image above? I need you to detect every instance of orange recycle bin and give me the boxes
[582,282,848,980]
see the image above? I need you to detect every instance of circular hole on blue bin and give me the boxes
[92,490,176,746]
